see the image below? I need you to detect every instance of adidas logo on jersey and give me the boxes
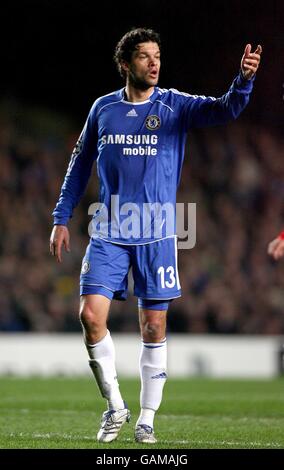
[126,108,138,117]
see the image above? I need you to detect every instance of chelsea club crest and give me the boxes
[81,261,90,274]
[145,115,161,130]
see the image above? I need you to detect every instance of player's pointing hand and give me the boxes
[241,44,262,80]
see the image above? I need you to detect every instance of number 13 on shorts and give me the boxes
[157,265,177,289]
[133,236,181,299]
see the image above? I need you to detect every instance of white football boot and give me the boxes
[97,403,131,443]
[134,424,157,444]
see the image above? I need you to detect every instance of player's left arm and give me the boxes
[240,44,262,80]
[184,44,262,128]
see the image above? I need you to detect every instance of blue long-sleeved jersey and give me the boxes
[53,72,254,244]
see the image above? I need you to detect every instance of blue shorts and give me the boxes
[80,236,181,308]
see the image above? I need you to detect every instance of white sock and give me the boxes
[86,330,124,411]
[136,408,155,429]
[136,338,167,429]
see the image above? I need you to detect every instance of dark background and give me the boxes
[1,0,283,126]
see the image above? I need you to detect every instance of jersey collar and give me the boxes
[119,87,159,104]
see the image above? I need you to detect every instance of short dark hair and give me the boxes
[114,27,161,78]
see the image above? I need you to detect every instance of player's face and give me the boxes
[126,42,161,90]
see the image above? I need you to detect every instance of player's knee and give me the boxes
[79,305,101,333]
[143,321,164,342]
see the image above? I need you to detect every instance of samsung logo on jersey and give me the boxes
[101,134,158,145]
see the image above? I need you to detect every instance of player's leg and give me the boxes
[135,303,168,444]
[79,238,131,442]
[80,294,130,443]
[80,293,125,411]
[132,236,181,443]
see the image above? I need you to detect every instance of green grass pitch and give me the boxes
[0,376,284,449]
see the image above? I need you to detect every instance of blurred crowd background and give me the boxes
[1,100,284,334]
[1,0,284,334]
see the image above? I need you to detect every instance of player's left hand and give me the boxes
[267,235,284,260]
[241,44,262,79]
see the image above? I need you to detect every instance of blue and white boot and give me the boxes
[97,402,131,443]
[135,424,157,444]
